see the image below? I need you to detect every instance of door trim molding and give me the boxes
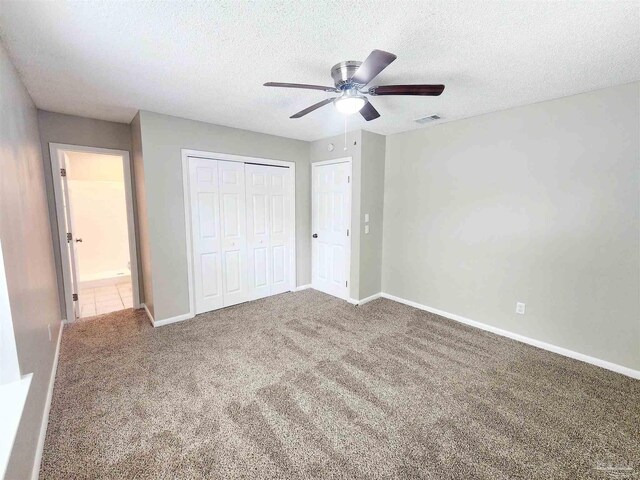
[181,149,297,318]
[312,158,353,167]
[182,149,295,168]
[49,143,141,322]
[311,157,352,301]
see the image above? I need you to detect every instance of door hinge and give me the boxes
[345,281,348,287]
[347,229,349,236]
[72,293,78,301]
[60,168,66,177]
[67,232,72,242]
[348,176,350,183]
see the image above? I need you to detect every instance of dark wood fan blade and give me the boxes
[264,82,337,92]
[350,50,397,86]
[368,84,445,96]
[360,100,380,121]
[290,98,334,118]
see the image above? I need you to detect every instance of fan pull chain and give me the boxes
[344,115,347,151]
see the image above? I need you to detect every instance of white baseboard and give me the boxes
[380,292,640,380]
[149,284,315,328]
[30,321,63,480]
[152,312,194,328]
[148,284,316,328]
[141,303,153,325]
[351,292,382,306]
[141,303,194,328]
[139,302,195,328]
[293,284,312,292]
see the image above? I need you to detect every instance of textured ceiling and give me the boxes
[1,1,638,141]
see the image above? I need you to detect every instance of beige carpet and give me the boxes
[40,289,639,479]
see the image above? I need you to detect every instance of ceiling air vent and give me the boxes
[415,114,441,124]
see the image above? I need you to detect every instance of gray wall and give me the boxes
[359,131,386,299]
[137,111,310,321]
[382,82,640,370]
[130,113,153,317]
[37,111,133,319]
[1,43,62,479]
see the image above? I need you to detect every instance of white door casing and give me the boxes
[60,153,81,320]
[218,160,249,307]
[312,159,352,300]
[245,164,293,300]
[188,158,224,314]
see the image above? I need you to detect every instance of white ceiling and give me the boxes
[1,1,638,141]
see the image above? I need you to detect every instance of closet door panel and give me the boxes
[272,245,286,285]
[269,168,291,295]
[245,164,271,299]
[218,161,248,306]
[189,158,223,314]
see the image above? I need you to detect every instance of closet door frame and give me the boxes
[182,149,296,318]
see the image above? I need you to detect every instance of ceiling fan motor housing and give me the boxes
[331,61,363,89]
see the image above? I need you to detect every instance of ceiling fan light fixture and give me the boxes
[265,49,445,121]
[334,93,366,115]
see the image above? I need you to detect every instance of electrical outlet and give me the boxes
[48,323,52,341]
[364,225,370,234]
[364,213,369,222]
[516,302,526,315]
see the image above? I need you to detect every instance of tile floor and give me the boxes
[78,281,133,318]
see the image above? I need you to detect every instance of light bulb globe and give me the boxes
[334,95,366,115]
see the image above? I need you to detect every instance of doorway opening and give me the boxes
[49,144,140,321]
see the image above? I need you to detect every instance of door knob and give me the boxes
[312,233,318,238]
[75,238,83,243]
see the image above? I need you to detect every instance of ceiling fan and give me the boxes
[264,49,444,121]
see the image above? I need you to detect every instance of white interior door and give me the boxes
[312,160,351,300]
[218,160,248,307]
[189,158,224,314]
[60,153,81,320]
[245,164,293,300]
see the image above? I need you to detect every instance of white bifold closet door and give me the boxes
[189,159,249,314]
[245,164,292,300]
[188,158,224,314]
[218,160,249,307]
[189,157,292,315]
